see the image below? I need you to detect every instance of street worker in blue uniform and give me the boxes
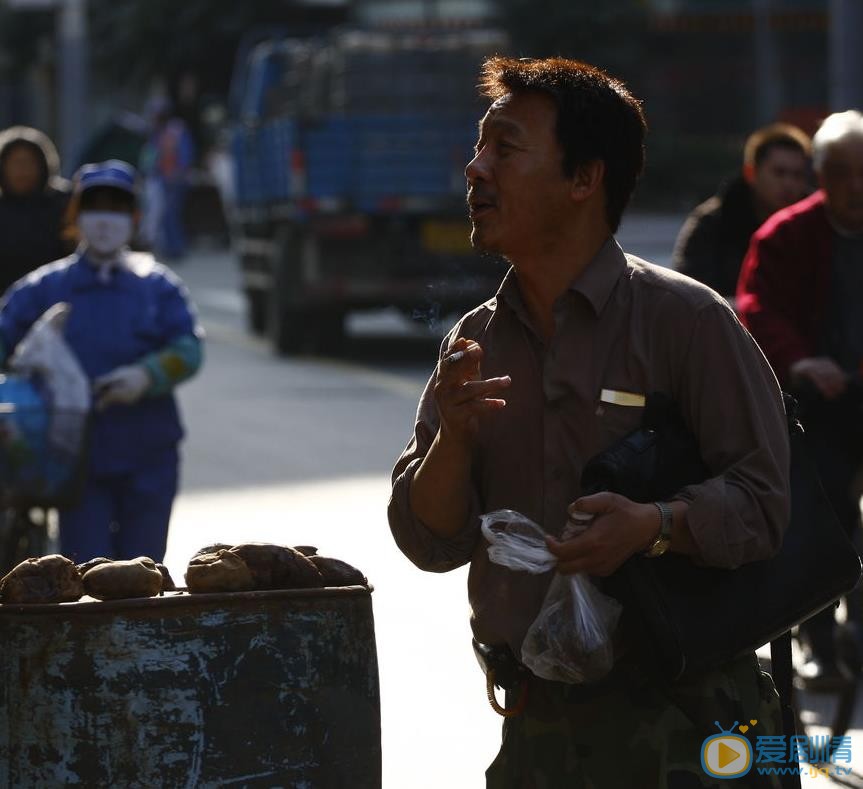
[0,160,203,562]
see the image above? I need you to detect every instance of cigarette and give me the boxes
[446,350,466,364]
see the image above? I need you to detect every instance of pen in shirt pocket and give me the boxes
[599,389,646,408]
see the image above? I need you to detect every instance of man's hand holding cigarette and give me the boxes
[434,337,511,450]
[409,337,511,538]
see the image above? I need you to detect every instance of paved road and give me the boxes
[164,217,862,787]
[166,246,499,788]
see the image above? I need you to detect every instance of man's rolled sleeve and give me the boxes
[673,301,790,568]
[387,371,481,573]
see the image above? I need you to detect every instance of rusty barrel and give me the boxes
[0,586,381,788]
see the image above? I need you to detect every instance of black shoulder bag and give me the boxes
[582,392,862,682]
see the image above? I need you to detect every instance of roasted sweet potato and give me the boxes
[229,543,323,590]
[0,555,83,604]
[309,556,367,587]
[76,557,113,575]
[185,550,254,593]
[82,557,163,601]
[155,563,176,592]
[191,543,232,560]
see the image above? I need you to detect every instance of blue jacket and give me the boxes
[0,251,202,474]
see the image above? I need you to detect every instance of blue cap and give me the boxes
[75,159,137,195]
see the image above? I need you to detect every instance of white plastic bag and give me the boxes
[9,302,90,457]
[480,509,622,684]
[10,303,90,412]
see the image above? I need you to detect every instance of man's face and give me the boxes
[465,91,573,258]
[819,135,863,234]
[750,146,810,214]
[3,145,42,196]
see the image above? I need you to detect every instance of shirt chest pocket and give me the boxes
[594,398,645,449]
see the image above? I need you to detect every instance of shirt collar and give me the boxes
[567,236,627,316]
[495,266,521,310]
[69,249,133,289]
[495,236,627,319]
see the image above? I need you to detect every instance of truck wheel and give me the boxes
[268,294,305,356]
[268,225,308,356]
[245,289,268,336]
[310,309,346,355]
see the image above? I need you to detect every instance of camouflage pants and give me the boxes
[486,653,785,789]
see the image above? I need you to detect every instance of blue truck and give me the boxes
[229,27,508,354]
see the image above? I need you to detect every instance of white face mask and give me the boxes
[78,211,134,256]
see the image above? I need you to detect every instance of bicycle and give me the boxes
[0,372,88,576]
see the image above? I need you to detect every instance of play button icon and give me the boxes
[718,741,741,769]
[702,733,753,778]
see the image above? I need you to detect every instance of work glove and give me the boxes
[93,365,152,411]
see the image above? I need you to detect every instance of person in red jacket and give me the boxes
[738,109,863,688]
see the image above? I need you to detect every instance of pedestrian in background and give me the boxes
[389,57,790,787]
[738,110,863,689]
[0,126,74,297]
[0,160,203,563]
[673,123,811,304]
[139,101,195,261]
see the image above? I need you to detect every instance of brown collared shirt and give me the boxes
[388,237,790,654]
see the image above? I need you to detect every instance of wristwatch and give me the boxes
[642,501,673,558]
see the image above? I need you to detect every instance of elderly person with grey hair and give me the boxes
[738,109,863,688]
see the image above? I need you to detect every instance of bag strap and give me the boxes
[770,632,802,789]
